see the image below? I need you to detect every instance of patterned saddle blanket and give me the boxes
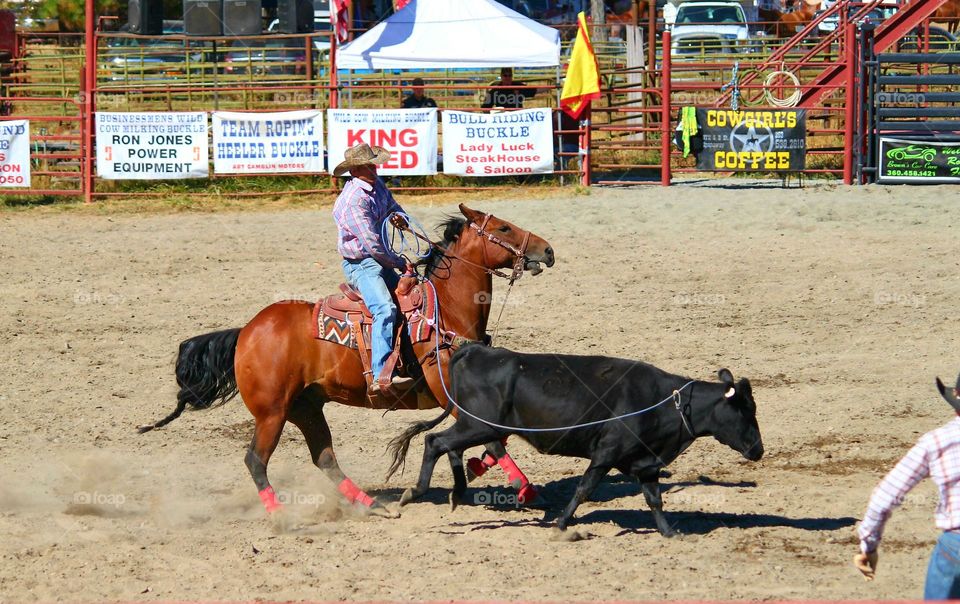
[311,278,435,349]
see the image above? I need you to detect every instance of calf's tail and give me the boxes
[385,405,452,481]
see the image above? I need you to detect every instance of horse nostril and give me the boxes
[545,247,555,265]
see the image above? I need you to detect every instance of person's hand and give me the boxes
[403,262,416,276]
[390,214,409,230]
[853,550,878,581]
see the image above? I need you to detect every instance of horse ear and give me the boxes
[458,204,484,223]
[718,368,734,386]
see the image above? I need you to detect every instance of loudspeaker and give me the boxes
[277,0,313,33]
[223,0,262,35]
[183,0,223,35]
[128,0,163,35]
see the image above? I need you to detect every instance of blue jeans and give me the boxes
[342,257,400,381]
[925,532,960,599]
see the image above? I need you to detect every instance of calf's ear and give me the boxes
[718,368,735,386]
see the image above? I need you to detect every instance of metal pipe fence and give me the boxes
[4,4,956,201]
[0,95,84,197]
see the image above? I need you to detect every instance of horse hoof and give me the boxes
[449,491,461,512]
[550,527,587,542]
[466,457,486,482]
[369,502,400,519]
[269,508,291,533]
[517,483,539,505]
[399,488,417,507]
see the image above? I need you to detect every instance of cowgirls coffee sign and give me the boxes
[326,109,437,175]
[442,108,554,176]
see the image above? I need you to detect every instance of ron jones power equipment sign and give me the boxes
[695,108,807,172]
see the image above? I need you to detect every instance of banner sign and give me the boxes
[879,137,960,184]
[441,109,554,176]
[326,109,437,175]
[96,112,208,180]
[212,110,324,174]
[0,120,30,187]
[695,108,807,171]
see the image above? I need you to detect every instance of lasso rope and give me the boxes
[382,211,433,260]
[423,278,696,433]
[378,217,703,433]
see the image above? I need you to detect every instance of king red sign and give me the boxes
[327,109,438,175]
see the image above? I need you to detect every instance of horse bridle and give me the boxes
[469,214,532,284]
[397,212,533,349]
[402,212,532,284]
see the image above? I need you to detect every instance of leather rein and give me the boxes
[399,213,532,352]
[403,213,532,284]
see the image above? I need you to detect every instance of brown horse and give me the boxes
[757,6,784,35]
[139,204,555,518]
[933,0,960,34]
[775,0,821,38]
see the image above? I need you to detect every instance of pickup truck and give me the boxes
[670,1,752,57]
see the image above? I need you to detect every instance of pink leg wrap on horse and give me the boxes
[258,486,282,513]
[497,454,538,503]
[338,478,375,508]
[467,452,498,479]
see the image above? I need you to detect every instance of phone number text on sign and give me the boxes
[0,120,31,188]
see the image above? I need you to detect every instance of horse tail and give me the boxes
[385,405,452,481]
[137,328,242,434]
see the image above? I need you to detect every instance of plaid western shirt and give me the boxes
[332,176,405,269]
[858,416,960,553]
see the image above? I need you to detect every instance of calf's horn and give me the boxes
[935,373,960,412]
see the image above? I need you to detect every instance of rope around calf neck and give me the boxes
[424,278,696,433]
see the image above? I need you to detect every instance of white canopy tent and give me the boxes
[335,0,561,70]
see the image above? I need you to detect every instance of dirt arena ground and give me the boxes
[2,182,960,602]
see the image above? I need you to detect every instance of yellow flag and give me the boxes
[560,12,601,119]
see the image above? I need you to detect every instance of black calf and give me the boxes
[395,345,764,534]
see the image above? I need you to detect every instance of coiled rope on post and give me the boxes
[763,64,801,108]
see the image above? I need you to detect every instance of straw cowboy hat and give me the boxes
[333,143,391,177]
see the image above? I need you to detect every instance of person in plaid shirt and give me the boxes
[854,372,960,598]
[332,143,415,394]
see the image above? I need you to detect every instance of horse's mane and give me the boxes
[422,216,466,277]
